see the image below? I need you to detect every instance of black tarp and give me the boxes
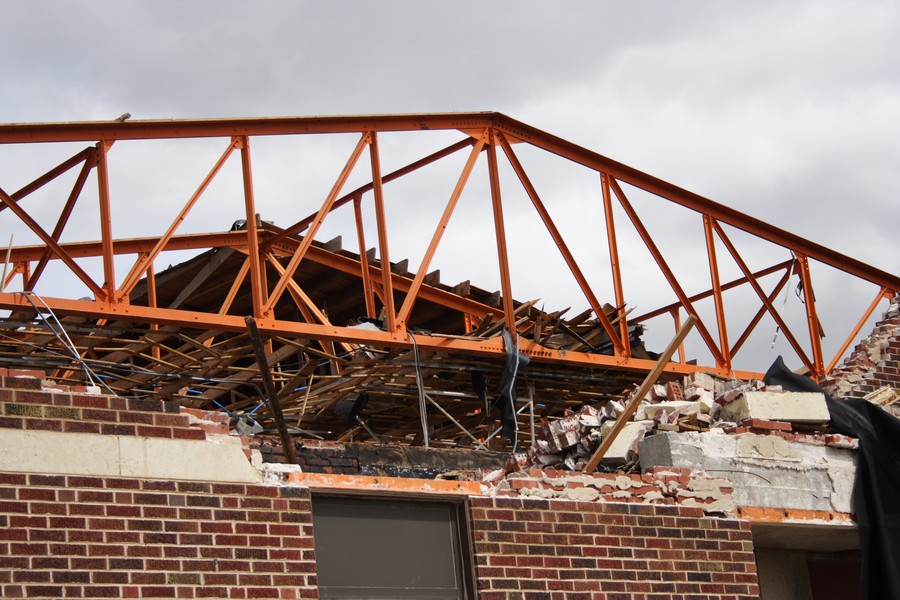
[764,356,900,599]
[495,328,529,444]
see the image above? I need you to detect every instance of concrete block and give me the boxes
[696,390,715,414]
[646,384,667,401]
[123,436,263,482]
[599,420,650,465]
[637,401,702,421]
[720,391,830,424]
[602,400,624,421]
[0,428,262,483]
[639,431,857,513]
[686,372,722,393]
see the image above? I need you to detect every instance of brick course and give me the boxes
[470,496,759,599]
[0,474,317,599]
[0,373,215,441]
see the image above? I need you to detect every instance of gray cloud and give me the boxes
[1,0,897,373]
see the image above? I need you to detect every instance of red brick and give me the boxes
[741,418,792,431]
[114,411,154,425]
[13,389,54,404]
[106,505,141,518]
[154,413,191,427]
[72,396,110,409]
[19,488,56,502]
[246,486,280,498]
[25,419,64,432]
[0,416,23,428]
[100,423,136,436]
[28,502,67,515]
[0,474,27,486]
[105,478,141,490]
[139,586,177,598]
[136,425,173,438]
[49,392,73,405]
[63,421,102,434]
[24,586,65,597]
[172,428,206,440]
[49,517,86,529]
[194,421,229,435]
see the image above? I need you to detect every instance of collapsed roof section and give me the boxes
[0,219,652,445]
[0,113,897,446]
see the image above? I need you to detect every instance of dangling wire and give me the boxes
[408,332,430,448]
[18,291,117,395]
[771,255,797,349]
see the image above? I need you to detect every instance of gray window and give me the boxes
[311,496,472,599]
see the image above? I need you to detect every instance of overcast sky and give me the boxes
[1,1,898,374]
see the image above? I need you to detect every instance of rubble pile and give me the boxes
[515,371,836,473]
[824,297,900,418]
[481,466,735,513]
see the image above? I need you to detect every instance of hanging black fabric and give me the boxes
[494,328,530,442]
[764,356,900,600]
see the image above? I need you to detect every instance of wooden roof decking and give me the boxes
[0,222,647,446]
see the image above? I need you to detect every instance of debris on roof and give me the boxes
[492,369,842,475]
[0,220,651,448]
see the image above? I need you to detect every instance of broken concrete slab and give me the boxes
[599,420,650,465]
[720,390,830,424]
[639,431,856,513]
[0,428,263,483]
[638,400,706,421]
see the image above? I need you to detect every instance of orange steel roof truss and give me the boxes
[0,113,895,444]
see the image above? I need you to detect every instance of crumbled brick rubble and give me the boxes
[823,294,900,418]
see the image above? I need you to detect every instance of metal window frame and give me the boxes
[310,490,477,600]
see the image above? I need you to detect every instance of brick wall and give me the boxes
[824,296,900,404]
[0,473,316,599]
[0,369,206,441]
[470,497,759,600]
[0,369,761,599]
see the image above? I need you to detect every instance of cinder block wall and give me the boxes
[470,497,759,599]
